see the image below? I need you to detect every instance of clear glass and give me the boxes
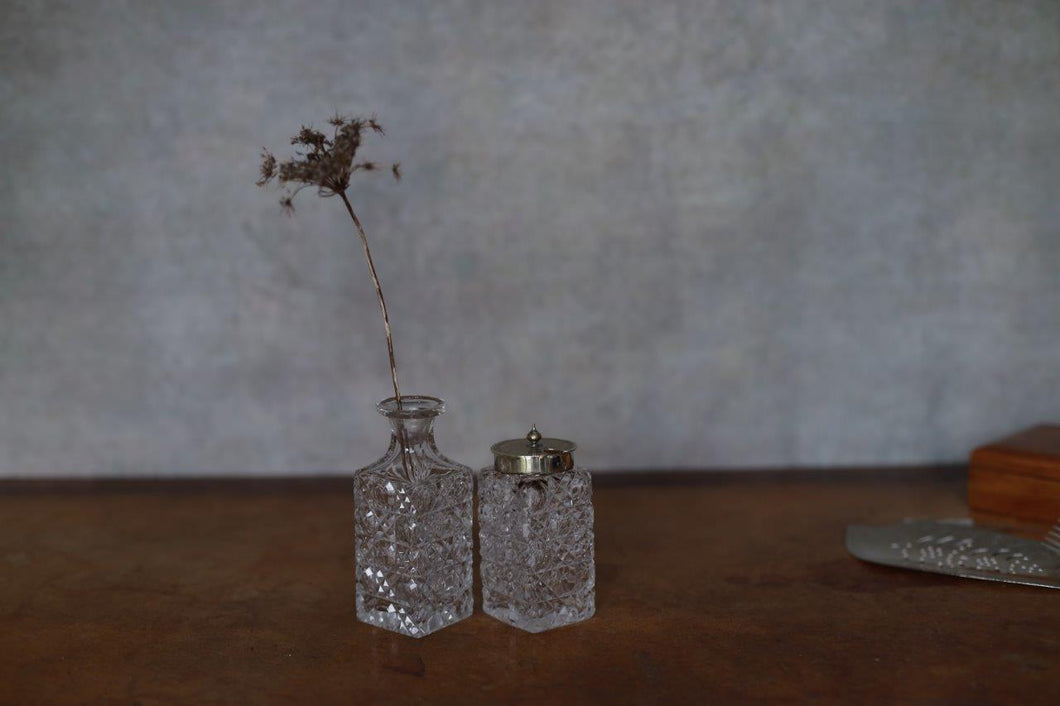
[478,467,596,632]
[353,395,473,637]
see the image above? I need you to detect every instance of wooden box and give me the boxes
[969,424,1060,534]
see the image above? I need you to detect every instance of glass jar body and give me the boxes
[353,396,473,638]
[478,467,596,632]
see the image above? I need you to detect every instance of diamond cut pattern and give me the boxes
[354,432,473,638]
[478,469,595,632]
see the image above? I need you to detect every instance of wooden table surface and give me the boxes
[1,468,1058,705]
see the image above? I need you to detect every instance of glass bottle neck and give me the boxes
[363,395,468,481]
[376,395,446,454]
[386,416,438,445]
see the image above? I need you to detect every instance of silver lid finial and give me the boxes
[527,424,542,445]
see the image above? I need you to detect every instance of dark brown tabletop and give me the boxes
[1,468,1057,705]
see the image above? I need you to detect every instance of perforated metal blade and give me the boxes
[845,518,1060,590]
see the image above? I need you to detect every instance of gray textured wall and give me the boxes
[2,1,1058,477]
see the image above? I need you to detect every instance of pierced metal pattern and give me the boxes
[846,518,1060,590]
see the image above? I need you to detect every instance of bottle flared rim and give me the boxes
[376,395,446,419]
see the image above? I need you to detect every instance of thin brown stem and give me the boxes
[339,192,402,405]
[338,191,412,474]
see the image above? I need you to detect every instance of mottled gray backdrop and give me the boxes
[2,1,1058,476]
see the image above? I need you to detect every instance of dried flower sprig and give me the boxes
[257,115,398,211]
[257,114,411,469]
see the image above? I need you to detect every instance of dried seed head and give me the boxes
[256,113,398,213]
[257,150,277,187]
[292,126,328,151]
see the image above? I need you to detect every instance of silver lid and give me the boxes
[491,425,577,475]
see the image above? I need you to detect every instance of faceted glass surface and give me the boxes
[478,468,595,632]
[354,396,473,638]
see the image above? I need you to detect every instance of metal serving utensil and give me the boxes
[845,518,1060,590]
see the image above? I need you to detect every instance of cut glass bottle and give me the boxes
[353,396,473,637]
[478,426,595,632]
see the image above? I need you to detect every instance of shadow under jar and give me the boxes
[353,395,474,638]
[478,426,596,632]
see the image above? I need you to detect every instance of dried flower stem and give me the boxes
[338,192,414,472]
[338,193,402,408]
